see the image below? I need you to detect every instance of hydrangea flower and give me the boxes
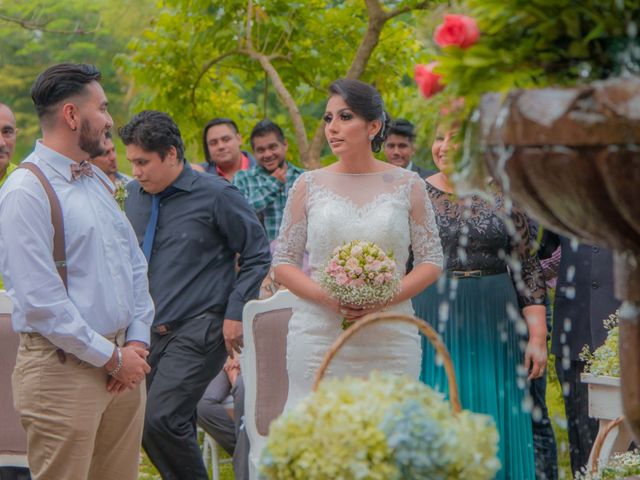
[260,373,500,480]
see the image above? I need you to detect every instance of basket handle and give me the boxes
[590,416,625,473]
[311,311,461,414]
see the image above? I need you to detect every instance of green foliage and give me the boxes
[429,0,640,111]
[0,0,156,163]
[119,0,436,166]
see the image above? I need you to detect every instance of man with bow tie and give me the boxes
[0,63,154,480]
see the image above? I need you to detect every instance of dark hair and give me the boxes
[328,79,388,153]
[202,117,239,164]
[250,119,285,148]
[119,110,185,162]
[386,118,415,142]
[31,63,101,119]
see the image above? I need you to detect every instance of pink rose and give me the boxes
[414,63,444,99]
[434,14,480,49]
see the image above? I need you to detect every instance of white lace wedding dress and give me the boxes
[272,168,443,411]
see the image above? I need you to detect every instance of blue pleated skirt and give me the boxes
[412,273,535,480]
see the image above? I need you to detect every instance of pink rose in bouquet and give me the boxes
[414,63,444,99]
[321,240,399,329]
[434,14,480,49]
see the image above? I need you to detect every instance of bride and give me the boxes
[273,79,443,409]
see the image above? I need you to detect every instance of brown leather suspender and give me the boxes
[15,162,116,364]
[16,163,114,291]
[17,163,68,290]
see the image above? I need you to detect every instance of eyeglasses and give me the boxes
[1,127,17,139]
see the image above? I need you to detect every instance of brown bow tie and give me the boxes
[70,160,94,181]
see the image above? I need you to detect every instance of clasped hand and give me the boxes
[336,301,387,320]
[105,341,151,393]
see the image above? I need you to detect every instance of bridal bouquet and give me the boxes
[260,373,501,480]
[320,240,399,329]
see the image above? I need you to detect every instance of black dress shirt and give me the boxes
[125,163,271,325]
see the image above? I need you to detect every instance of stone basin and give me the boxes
[480,76,640,440]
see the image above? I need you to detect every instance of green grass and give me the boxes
[138,448,235,480]
[547,353,572,479]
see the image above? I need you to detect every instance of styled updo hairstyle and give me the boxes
[328,79,389,153]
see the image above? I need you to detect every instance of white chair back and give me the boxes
[0,290,28,469]
[241,289,298,480]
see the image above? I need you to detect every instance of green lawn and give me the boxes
[139,448,235,480]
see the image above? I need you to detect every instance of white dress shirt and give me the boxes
[0,141,154,367]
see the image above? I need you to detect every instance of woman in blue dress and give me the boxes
[413,127,548,480]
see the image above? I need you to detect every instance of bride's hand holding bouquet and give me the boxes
[320,240,400,328]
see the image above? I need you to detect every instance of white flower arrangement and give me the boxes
[259,372,501,479]
[576,450,640,479]
[581,311,620,377]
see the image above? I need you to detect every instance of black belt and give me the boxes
[447,268,507,279]
[152,309,223,335]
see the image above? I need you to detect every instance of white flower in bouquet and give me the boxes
[321,240,399,327]
[259,372,501,480]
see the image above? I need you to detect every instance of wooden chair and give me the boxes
[240,288,297,480]
[0,291,28,470]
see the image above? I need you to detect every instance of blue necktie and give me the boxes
[142,195,160,261]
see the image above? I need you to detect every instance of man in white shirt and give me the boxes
[0,63,154,480]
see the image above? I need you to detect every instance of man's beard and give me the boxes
[78,120,105,158]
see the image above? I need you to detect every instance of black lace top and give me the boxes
[426,182,546,307]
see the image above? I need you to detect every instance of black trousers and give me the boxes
[530,373,558,480]
[143,312,227,480]
[556,358,598,477]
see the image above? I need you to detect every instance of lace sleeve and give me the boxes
[509,204,546,307]
[272,174,308,268]
[408,176,443,269]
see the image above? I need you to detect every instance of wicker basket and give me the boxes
[311,311,461,413]
[590,416,626,474]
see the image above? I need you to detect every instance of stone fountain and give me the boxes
[480,75,640,439]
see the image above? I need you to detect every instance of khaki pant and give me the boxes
[11,332,146,480]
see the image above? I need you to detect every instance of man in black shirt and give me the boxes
[121,110,271,479]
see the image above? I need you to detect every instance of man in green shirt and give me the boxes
[0,103,17,188]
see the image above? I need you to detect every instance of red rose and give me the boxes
[434,14,480,49]
[414,63,444,98]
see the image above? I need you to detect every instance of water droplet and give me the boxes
[521,394,533,413]
[563,318,572,332]
[566,265,575,282]
[532,405,542,422]
[438,301,449,322]
[570,238,579,251]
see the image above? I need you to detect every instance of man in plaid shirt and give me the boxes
[233,119,304,241]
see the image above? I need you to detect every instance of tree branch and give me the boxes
[0,13,98,35]
[385,1,432,21]
[190,50,240,115]
[249,51,311,166]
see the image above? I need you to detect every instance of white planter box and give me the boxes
[581,373,622,420]
[582,373,633,471]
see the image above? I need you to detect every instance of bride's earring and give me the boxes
[368,134,375,141]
